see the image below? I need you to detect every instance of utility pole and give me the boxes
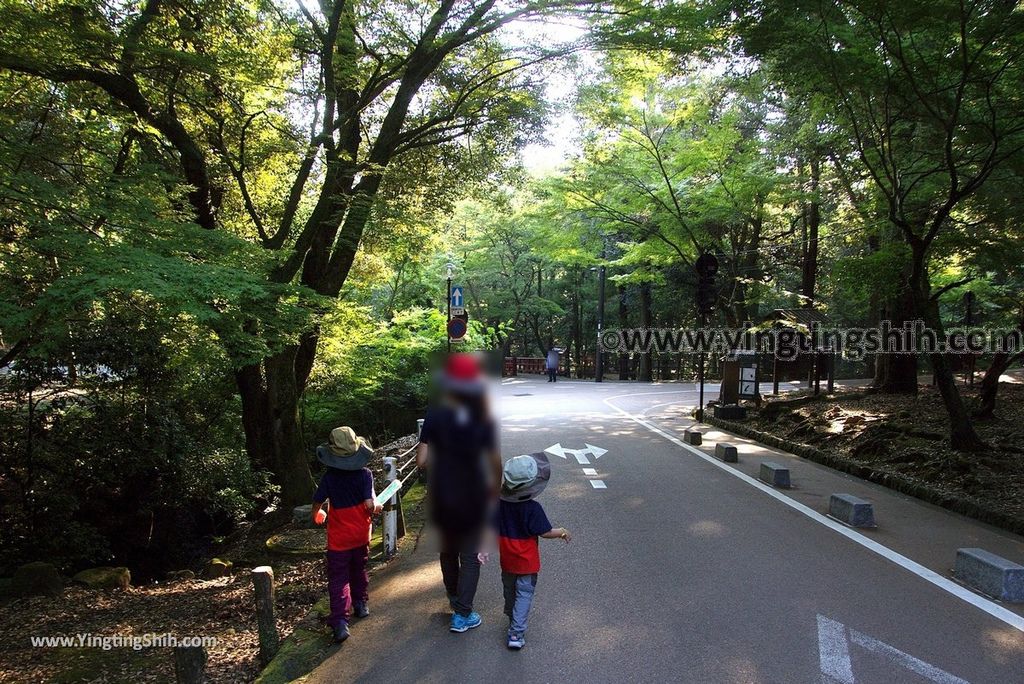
[446,259,454,354]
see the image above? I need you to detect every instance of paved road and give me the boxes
[309,378,1024,684]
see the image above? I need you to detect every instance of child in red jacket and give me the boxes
[312,426,381,643]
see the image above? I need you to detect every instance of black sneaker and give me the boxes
[353,602,370,619]
[333,623,350,643]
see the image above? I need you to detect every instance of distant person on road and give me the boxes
[546,346,560,382]
[482,451,570,650]
[312,426,382,643]
[416,353,502,634]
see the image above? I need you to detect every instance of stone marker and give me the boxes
[682,429,702,446]
[829,493,876,528]
[714,443,738,463]
[252,566,279,666]
[759,461,791,488]
[174,645,207,684]
[954,548,1024,603]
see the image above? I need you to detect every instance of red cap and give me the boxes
[445,353,482,381]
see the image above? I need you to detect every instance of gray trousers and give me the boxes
[502,572,538,636]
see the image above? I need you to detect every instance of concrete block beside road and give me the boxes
[714,443,738,463]
[759,461,791,488]
[683,429,702,445]
[954,548,1024,602]
[829,493,876,528]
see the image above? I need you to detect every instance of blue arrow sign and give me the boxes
[451,286,464,308]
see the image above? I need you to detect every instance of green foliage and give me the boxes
[304,306,449,444]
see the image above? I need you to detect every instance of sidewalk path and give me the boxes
[308,378,1024,683]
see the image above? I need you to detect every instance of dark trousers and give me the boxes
[439,529,481,617]
[327,545,369,628]
[547,368,557,382]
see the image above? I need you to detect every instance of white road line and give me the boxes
[590,480,607,489]
[603,392,1024,634]
[574,452,590,465]
[582,468,597,476]
[817,615,854,684]
[849,628,969,684]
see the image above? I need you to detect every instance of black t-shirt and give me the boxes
[419,405,496,532]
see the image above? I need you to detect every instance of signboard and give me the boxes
[450,306,466,316]
[450,286,464,308]
[374,480,402,507]
[447,317,468,341]
[739,365,758,398]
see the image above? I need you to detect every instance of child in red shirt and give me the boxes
[312,427,381,643]
[493,452,571,650]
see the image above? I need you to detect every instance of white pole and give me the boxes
[383,456,398,558]
[416,418,425,440]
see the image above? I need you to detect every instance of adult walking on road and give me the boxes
[546,346,560,382]
[416,353,502,633]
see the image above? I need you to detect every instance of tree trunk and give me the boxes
[909,248,985,450]
[801,156,820,308]
[873,285,919,394]
[975,347,1023,418]
[617,285,630,380]
[638,281,653,382]
[235,339,317,507]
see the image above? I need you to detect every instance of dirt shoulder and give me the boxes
[0,435,424,683]
[713,382,1024,534]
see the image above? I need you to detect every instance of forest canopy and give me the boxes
[2,0,1023,575]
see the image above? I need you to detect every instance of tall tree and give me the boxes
[735,0,1024,449]
[0,0,586,503]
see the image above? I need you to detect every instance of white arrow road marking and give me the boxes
[546,443,609,487]
[544,443,566,459]
[817,615,854,684]
[817,615,969,684]
[545,443,606,464]
[849,629,969,684]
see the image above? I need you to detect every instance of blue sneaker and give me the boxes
[449,612,482,633]
[507,633,525,650]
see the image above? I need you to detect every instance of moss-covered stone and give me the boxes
[72,566,131,590]
[254,598,332,684]
[11,561,64,597]
[266,529,325,556]
[204,558,233,578]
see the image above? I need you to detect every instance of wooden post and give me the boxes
[252,566,278,666]
[396,489,406,539]
[772,351,780,395]
[174,645,207,684]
